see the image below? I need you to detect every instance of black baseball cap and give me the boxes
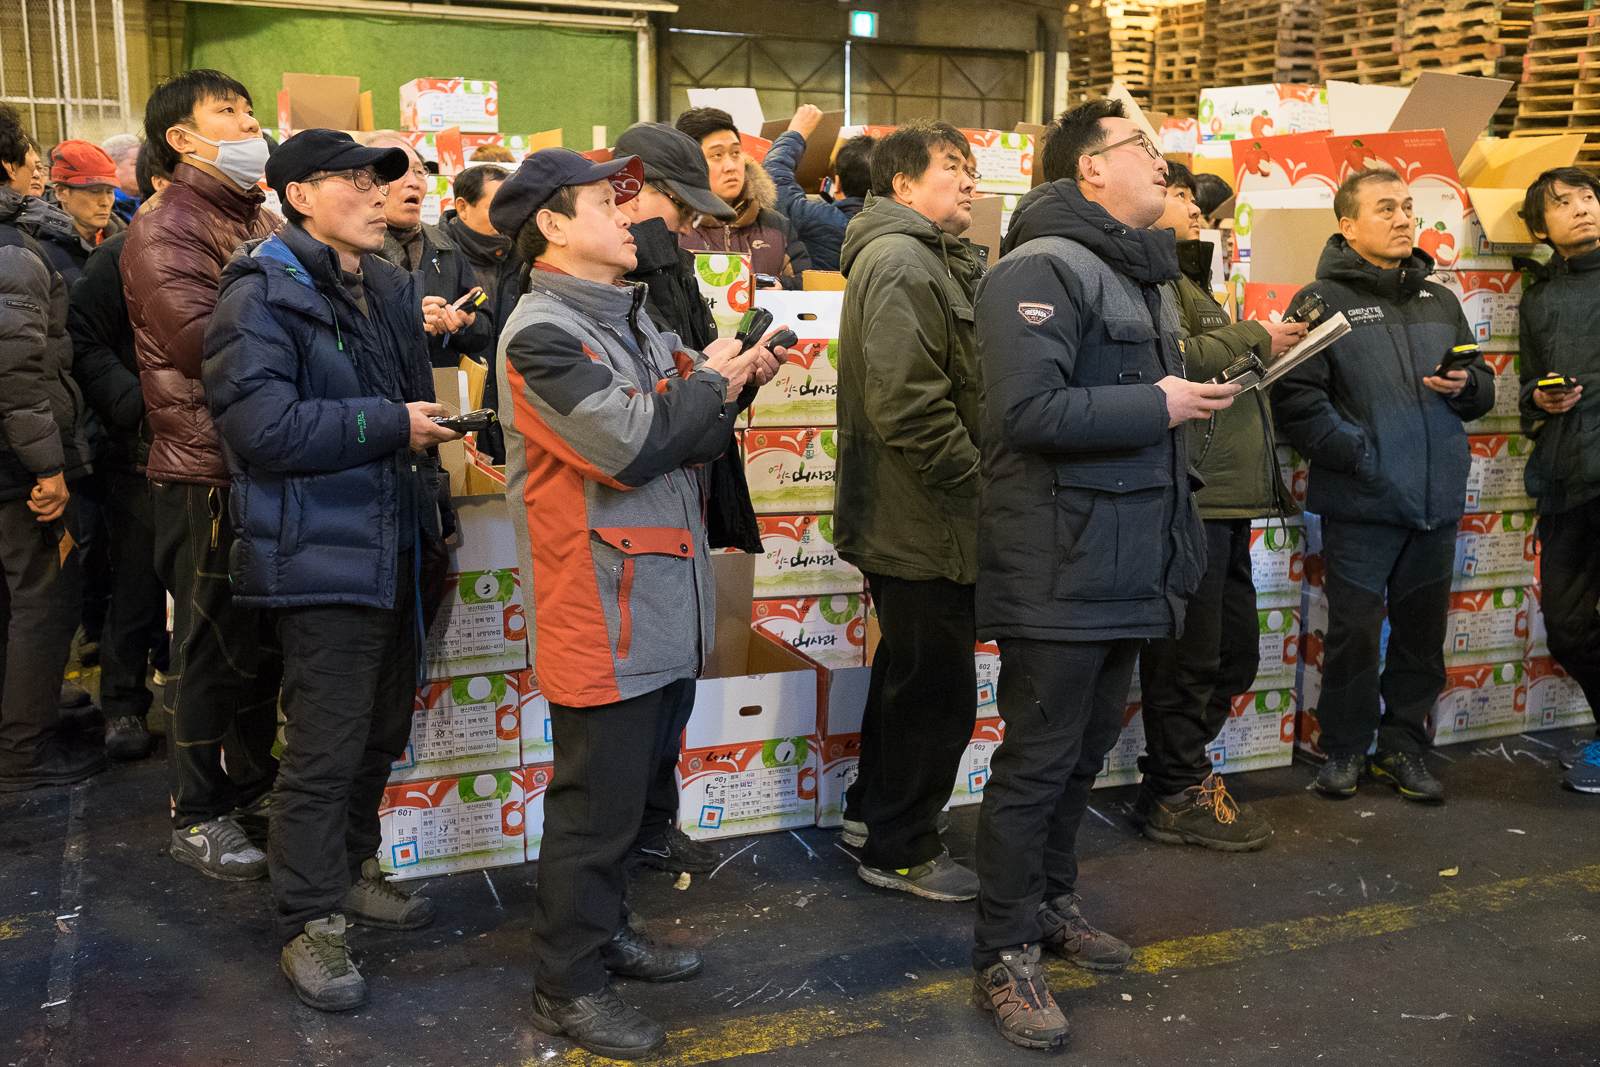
[265,129,409,202]
[489,148,645,240]
[613,122,736,220]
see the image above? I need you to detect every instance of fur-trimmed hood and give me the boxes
[728,160,777,226]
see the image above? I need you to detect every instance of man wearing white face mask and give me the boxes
[123,69,284,883]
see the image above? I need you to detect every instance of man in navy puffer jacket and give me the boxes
[203,130,460,1014]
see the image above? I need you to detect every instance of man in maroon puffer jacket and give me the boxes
[123,68,282,883]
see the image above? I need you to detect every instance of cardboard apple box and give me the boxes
[1199,84,1330,142]
[1429,660,1527,744]
[1463,351,1522,434]
[748,290,844,426]
[676,553,820,839]
[424,496,528,681]
[1525,582,1549,659]
[693,253,753,340]
[420,174,453,226]
[1272,444,1310,507]
[960,129,1033,195]
[1465,434,1535,514]
[1250,520,1308,609]
[1240,282,1302,324]
[976,640,1001,717]
[948,717,1006,808]
[742,427,838,513]
[1253,605,1302,692]
[1230,132,1339,262]
[1430,270,1521,352]
[754,514,863,597]
[1207,687,1296,774]
[806,645,872,829]
[1093,703,1146,789]
[1452,511,1537,591]
[401,77,498,133]
[521,764,552,860]
[390,671,522,783]
[1524,655,1592,731]
[1161,117,1200,154]
[1444,587,1528,666]
[378,770,526,880]
[516,671,552,766]
[751,592,868,670]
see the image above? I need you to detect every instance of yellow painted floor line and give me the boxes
[0,908,55,941]
[537,862,1600,1066]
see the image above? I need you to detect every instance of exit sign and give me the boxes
[849,10,878,37]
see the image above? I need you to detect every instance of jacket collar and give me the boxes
[1175,238,1215,289]
[1313,234,1434,300]
[528,266,649,327]
[1001,180,1180,285]
[839,193,979,281]
[171,161,267,222]
[627,217,685,275]
[445,214,512,267]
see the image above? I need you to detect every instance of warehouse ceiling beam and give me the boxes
[190,0,674,32]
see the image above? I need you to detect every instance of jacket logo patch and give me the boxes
[4,298,40,313]
[1017,302,1055,326]
[1346,306,1386,324]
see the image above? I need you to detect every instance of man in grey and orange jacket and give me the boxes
[489,147,785,1060]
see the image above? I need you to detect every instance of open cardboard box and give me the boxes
[676,552,821,840]
[278,74,373,136]
[432,363,504,499]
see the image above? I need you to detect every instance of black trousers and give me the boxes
[634,689,696,855]
[1317,519,1457,757]
[152,482,280,828]
[1537,498,1600,728]
[98,472,168,722]
[973,637,1140,969]
[533,679,695,999]
[270,549,418,944]
[1139,519,1260,795]
[0,498,81,773]
[74,469,112,643]
[845,572,977,871]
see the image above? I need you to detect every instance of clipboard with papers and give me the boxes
[1215,312,1353,392]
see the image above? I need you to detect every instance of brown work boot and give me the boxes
[1142,774,1272,852]
[1038,892,1132,971]
[972,943,1069,1050]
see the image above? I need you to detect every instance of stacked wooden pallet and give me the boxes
[1064,1,1162,108]
[1211,0,1320,87]
[1318,0,1405,84]
[1401,0,1531,135]
[1514,0,1600,169]
[1152,0,1219,116]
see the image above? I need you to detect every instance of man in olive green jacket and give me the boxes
[834,121,983,902]
[1137,162,1307,851]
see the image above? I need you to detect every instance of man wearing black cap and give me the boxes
[490,146,785,1059]
[202,129,460,1012]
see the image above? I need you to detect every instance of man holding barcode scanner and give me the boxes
[1515,167,1600,793]
[488,147,788,1059]
[1272,168,1494,803]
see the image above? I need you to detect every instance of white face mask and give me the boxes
[174,128,271,191]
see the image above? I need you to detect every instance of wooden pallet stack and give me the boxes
[1064,1,1162,108]
[1514,0,1600,168]
[1318,0,1405,84]
[1211,0,1321,87]
[1152,0,1219,116]
[1401,0,1532,134]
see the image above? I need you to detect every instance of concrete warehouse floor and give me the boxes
[4,668,1599,1067]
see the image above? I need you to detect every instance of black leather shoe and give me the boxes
[631,825,717,875]
[1369,750,1444,802]
[599,923,702,982]
[1314,752,1364,797]
[529,985,667,1060]
[0,737,108,792]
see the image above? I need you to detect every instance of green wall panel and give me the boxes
[184,4,636,142]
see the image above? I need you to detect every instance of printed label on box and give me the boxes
[1431,660,1526,743]
[1254,605,1302,691]
[1431,270,1521,352]
[1465,434,1534,513]
[1250,520,1307,608]
[747,340,840,426]
[976,640,1001,716]
[401,77,498,133]
[743,427,838,513]
[1463,351,1522,433]
[390,672,521,781]
[961,129,1033,194]
[752,593,867,670]
[694,253,752,339]
[754,514,863,597]
[1445,587,1527,665]
[1207,688,1296,774]
[379,771,525,880]
[425,568,526,680]
[420,174,453,225]
[1524,655,1592,730]
[677,737,817,838]
[1453,512,1536,590]
[949,718,1006,807]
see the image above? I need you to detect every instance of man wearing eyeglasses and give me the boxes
[968,99,1237,1050]
[363,132,490,369]
[202,130,461,1012]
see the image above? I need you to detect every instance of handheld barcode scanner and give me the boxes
[1434,343,1481,377]
[1284,291,1330,329]
[734,309,799,354]
[1214,354,1267,390]
[1536,374,1579,395]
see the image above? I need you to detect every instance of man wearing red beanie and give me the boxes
[38,140,125,285]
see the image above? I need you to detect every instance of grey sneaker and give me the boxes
[343,858,435,930]
[530,984,666,1060]
[972,943,1069,1050]
[1315,752,1365,797]
[1559,737,1594,771]
[857,848,978,901]
[1369,750,1444,803]
[1038,893,1132,971]
[282,914,366,1011]
[1565,740,1600,794]
[170,816,266,881]
[840,808,949,848]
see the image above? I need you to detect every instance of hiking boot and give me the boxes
[232,791,271,846]
[1558,736,1594,771]
[972,944,1069,1050]
[170,816,267,880]
[281,914,366,1011]
[1565,741,1600,794]
[840,807,949,849]
[0,736,108,792]
[1369,750,1444,802]
[857,849,978,902]
[1038,893,1132,971]
[600,923,701,982]
[529,984,666,1060]
[1142,774,1272,852]
[631,825,717,875]
[343,858,434,930]
[1315,752,1365,797]
[105,714,152,761]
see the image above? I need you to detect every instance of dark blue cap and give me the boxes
[265,129,409,202]
[488,148,644,240]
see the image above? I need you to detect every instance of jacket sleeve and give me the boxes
[1517,286,1549,423]
[68,244,143,434]
[1267,286,1374,474]
[1439,307,1495,422]
[764,132,849,240]
[502,320,732,489]
[0,241,66,477]
[857,261,980,491]
[122,216,222,381]
[202,277,412,474]
[1181,321,1271,381]
[975,255,1170,454]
